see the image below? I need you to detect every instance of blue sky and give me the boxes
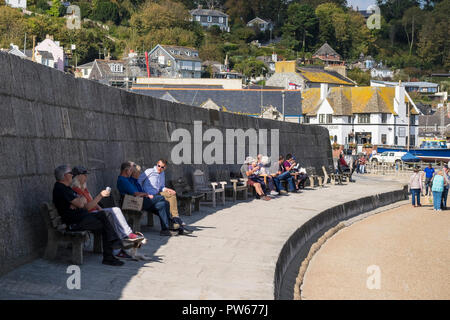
[347,0,377,10]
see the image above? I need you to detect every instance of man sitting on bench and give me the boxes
[52,164,124,266]
[276,155,297,193]
[116,161,178,237]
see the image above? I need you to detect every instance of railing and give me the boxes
[366,159,448,176]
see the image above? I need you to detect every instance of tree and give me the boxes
[347,68,371,86]
[47,0,62,17]
[0,5,27,48]
[401,6,424,55]
[234,58,268,81]
[376,0,420,22]
[90,0,120,24]
[282,3,318,52]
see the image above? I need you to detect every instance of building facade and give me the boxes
[5,0,26,9]
[302,84,420,148]
[148,44,202,78]
[190,6,230,32]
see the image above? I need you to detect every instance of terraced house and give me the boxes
[302,84,420,148]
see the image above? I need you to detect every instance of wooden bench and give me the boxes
[110,189,154,232]
[40,202,102,265]
[193,169,227,207]
[171,177,204,216]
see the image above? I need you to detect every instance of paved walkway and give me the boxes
[301,202,450,300]
[0,175,405,300]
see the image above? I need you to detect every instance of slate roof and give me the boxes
[37,50,54,60]
[157,45,202,62]
[302,87,420,116]
[266,72,304,88]
[371,80,439,88]
[190,8,228,17]
[131,88,302,116]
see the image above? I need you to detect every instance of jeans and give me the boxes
[277,171,295,192]
[441,187,449,209]
[100,207,133,239]
[432,191,442,210]
[143,195,171,230]
[410,189,421,206]
[425,178,432,195]
[360,165,365,174]
[76,210,118,259]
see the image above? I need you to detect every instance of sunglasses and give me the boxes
[157,164,165,169]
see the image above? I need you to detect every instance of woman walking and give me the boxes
[409,167,423,207]
[431,170,447,211]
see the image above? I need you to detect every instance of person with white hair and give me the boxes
[257,154,287,195]
[244,156,271,201]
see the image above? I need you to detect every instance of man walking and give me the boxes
[424,164,435,196]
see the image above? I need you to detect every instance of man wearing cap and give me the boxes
[52,164,124,266]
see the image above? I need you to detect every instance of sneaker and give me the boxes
[160,229,178,236]
[262,196,271,201]
[102,256,124,266]
[279,190,288,195]
[178,228,193,235]
[116,249,133,260]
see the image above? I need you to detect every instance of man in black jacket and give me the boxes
[52,164,124,266]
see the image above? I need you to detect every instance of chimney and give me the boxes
[272,53,277,62]
[320,83,329,100]
[394,81,405,116]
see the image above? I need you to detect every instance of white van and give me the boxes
[371,151,406,164]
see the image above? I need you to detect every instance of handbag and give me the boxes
[121,194,143,211]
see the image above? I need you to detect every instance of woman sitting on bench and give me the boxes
[246,157,271,201]
[70,166,145,259]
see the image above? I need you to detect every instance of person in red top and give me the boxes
[70,166,144,259]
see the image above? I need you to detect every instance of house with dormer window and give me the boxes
[148,44,202,78]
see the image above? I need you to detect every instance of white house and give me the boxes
[247,17,273,33]
[302,84,421,147]
[34,35,65,71]
[5,0,27,9]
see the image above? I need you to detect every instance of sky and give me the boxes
[347,0,377,10]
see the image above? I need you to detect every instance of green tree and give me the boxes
[90,0,120,24]
[401,6,424,55]
[0,5,27,48]
[282,3,318,52]
[47,0,62,17]
[347,68,371,85]
[234,58,268,81]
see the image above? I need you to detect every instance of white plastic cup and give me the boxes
[106,187,111,193]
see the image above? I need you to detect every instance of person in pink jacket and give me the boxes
[409,167,423,207]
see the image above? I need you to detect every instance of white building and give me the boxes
[247,17,273,33]
[302,84,421,147]
[5,0,27,9]
[34,36,65,71]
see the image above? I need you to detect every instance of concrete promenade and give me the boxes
[0,175,405,300]
[301,202,450,300]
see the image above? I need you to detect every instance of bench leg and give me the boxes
[44,231,58,260]
[93,232,102,254]
[318,176,323,187]
[147,212,154,228]
[222,191,225,206]
[233,188,237,202]
[72,238,84,265]
[194,198,201,212]
[309,176,315,188]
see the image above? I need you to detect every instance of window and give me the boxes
[109,64,123,73]
[207,16,212,22]
[326,114,333,124]
[196,15,200,22]
[348,116,352,123]
[219,17,223,23]
[319,114,325,124]
[381,134,387,144]
[358,114,370,124]
[304,116,310,123]
[381,114,387,124]
[410,115,416,125]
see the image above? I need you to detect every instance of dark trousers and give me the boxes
[77,210,118,259]
[441,187,448,209]
[425,178,432,195]
[143,195,171,230]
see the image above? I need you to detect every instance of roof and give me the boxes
[302,86,419,116]
[418,106,450,127]
[77,61,94,68]
[131,88,302,116]
[189,8,228,17]
[155,44,202,62]
[297,67,354,86]
[266,72,304,88]
[371,80,439,88]
[312,43,342,60]
[247,17,272,25]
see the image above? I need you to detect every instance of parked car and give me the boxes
[371,151,407,164]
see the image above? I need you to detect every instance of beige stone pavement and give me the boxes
[301,202,450,300]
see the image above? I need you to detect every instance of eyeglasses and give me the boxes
[157,164,165,169]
